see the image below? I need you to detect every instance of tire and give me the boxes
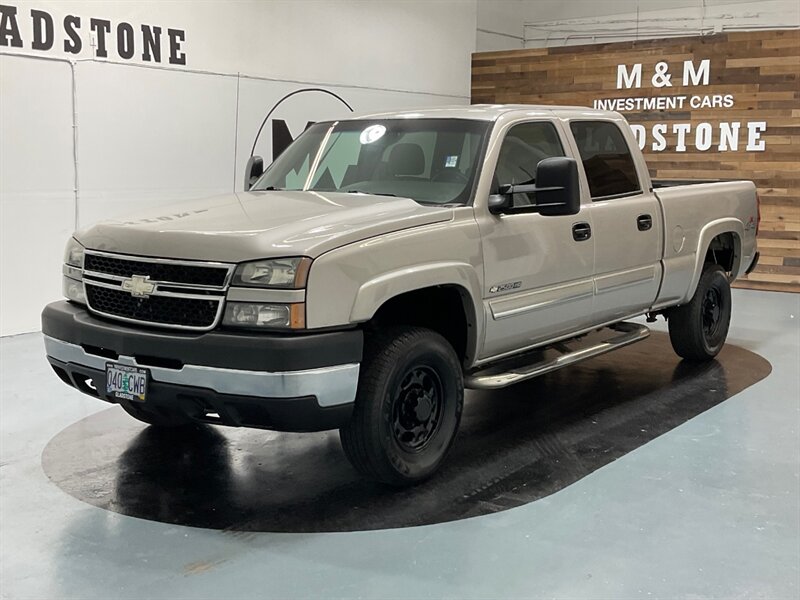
[340,326,464,486]
[668,263,732,361]
[121,402,195,428]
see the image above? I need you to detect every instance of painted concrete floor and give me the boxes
[1,288,798,599]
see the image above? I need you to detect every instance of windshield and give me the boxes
[251,118,490,205]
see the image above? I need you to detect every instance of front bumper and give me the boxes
[42,301,363,431]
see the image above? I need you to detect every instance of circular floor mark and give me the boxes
[42,333,770,532]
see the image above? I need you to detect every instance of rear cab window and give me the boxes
[569,121,641,200]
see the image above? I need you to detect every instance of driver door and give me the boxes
[477,120,595,360]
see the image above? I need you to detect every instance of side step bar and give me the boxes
[465,322,650,390]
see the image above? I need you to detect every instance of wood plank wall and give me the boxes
[472,30,799,293]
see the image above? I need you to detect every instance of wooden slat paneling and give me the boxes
[472,30,800,293]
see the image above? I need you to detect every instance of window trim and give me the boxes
[590,189,644,202]
[568,119,643,202]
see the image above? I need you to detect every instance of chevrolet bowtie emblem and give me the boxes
[121,275,156,298]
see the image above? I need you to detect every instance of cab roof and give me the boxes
[347,104,620,122]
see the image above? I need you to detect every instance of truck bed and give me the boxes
[652,179,758,309]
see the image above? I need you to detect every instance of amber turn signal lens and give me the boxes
[290,303,306,329]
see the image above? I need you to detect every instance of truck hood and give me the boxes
[76,191,454,262]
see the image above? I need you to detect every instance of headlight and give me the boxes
[64,237,85,268]
[223,302,305,329]
[232,257,311,289]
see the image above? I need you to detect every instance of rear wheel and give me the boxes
[668,263,732,361]
[340,326,463,486]
[121,402,195,428]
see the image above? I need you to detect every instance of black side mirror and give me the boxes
[244,156,264,191]
[535,157,581,216]
[489,157,581,216]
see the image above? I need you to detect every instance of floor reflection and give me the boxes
[42,332,771,532]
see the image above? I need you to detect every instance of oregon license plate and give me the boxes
[106,363,148,402]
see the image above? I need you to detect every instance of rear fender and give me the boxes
[683,218,743,303]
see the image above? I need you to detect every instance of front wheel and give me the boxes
[340,326,464,486]
[668,263,732,361]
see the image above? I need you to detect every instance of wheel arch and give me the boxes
[351,264,483,367]
[683,219,743,304]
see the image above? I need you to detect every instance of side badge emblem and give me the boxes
[489,281,522,294]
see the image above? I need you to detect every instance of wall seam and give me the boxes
[69,60,79,231]
[232,73,240,192]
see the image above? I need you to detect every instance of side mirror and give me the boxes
[244,155,264,191]
[535,157,581,216]
[489,157,581,216]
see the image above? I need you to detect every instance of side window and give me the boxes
[569,121,641,199]
[494,122,565,207]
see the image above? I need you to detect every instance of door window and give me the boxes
[569,121,641,200]
[493,122,565,207]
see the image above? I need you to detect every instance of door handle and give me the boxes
[637,214,653,231]
[572,222,592,242]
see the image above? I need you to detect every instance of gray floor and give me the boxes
[1,288,798,600]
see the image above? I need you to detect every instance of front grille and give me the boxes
[86,285,220,328]
[81,250,233,330]
[84,253,229,287]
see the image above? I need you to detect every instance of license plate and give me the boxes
[106,363,148,402]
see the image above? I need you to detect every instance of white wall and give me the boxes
[1,0,477,96]
[477,0,800,50]
[0,0,478,336]
[0,56,75,337]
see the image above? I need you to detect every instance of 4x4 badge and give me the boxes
[121,275,156,298]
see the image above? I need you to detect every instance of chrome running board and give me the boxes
[465,322,650,390]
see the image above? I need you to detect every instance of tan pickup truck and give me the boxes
[43,105,760,485]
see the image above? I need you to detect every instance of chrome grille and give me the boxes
[84,253,229,287]
[82,250,234,331]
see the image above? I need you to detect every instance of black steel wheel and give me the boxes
[668,263,732,361]
[391,365,444,452]
[702,287,723,339]
[340,326,463,486]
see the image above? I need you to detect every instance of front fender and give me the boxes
[350,261,482,322]
[351,262,484,364]
[304,212,485,353]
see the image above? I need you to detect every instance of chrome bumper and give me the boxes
[43,335,359,408]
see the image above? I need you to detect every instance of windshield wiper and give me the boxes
[259,186,284,191]
[346,190,398,197]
